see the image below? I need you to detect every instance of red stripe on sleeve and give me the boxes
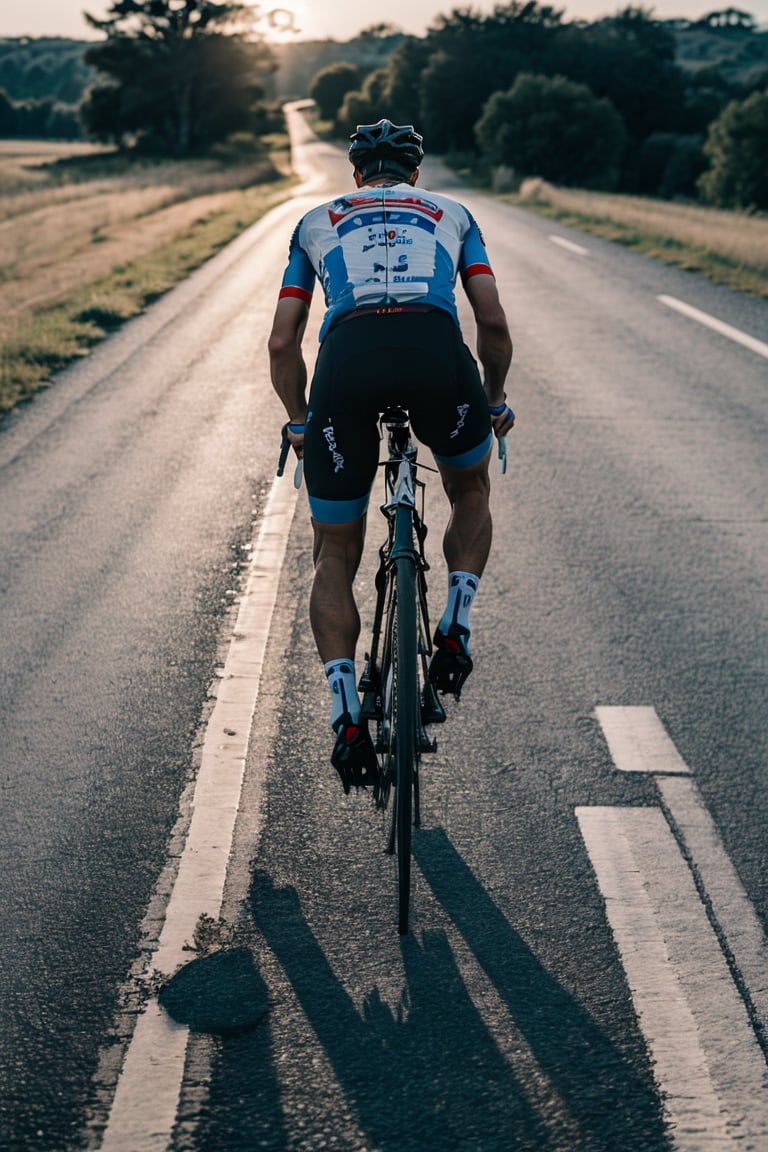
[279,286,313,305]
[462,263,495,281]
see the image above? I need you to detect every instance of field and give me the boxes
[2,138,767,418]
[0,139,292,415]
[510,179,768,298]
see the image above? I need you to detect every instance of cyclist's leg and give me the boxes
[434,450,492,579]
[407,313,494,581]
[302,322,383,785]
[407,314,494,694]
[427,452,492,696]
[303,322,381,665]
[309,516,366,664]
[310,515,380,791]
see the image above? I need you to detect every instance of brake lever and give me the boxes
[277,423,303,488]
[277,424,291,477]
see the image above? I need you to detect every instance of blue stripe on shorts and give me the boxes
[309,493,370,524]
[433,432,493,469]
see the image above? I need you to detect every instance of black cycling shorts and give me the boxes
[304,310,493,524]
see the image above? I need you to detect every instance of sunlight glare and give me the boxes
[245,3,303,39]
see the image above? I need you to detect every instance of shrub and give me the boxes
[698,88,768,209]
[309,63,362,121]
[476,72,627,190]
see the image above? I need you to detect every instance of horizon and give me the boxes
[2,0,767,43]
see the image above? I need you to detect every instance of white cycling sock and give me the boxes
[438,571,480,635]
[324,659,360,728]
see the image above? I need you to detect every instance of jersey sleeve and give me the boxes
[458,211,494,284]
[278,221,315,306]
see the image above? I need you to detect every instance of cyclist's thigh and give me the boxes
[304,324,381,524]
[435,451,492,506]
[406,313,492,468]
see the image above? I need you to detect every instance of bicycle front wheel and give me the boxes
[394,554,418,935]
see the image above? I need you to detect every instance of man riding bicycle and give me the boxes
[269,118,514,793]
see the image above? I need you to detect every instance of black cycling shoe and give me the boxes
[428,624,473,699]
[330,713,380,795]
[421,680,447,725]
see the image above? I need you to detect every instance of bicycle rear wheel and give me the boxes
[393,554,418,935]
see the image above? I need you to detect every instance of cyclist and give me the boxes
[269,118,514,793]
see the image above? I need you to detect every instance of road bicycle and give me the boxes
[278,413,506,935]
[360,410,507,934]
[357,407,444,935]
[278,410,436,934]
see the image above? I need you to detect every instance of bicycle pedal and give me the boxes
[360,689,382,722]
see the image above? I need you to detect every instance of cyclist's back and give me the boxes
[282,182,493,340]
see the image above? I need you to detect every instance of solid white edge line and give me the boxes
[99,474,299,1152]
[577,806,768,1148]
[658,295,768,359]
[549,234,589,256]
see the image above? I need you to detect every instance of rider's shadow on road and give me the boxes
[198,830,667,1151]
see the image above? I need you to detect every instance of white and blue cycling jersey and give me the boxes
[278,183,495,342]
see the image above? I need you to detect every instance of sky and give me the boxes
[1,0,767,41]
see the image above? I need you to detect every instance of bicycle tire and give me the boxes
[394,553,418,935]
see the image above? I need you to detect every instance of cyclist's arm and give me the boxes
[268,296,310,449]
[464,272,514,434]
[269,220,315,446]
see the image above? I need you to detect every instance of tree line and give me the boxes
[310,5,768,209]
[0,37,91,139]
[0,2,766,209]
[0,1,279,155]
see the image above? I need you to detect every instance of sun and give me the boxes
[241,4,302,39]
[268,7,301,35]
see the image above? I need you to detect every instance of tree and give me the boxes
[80,0,274,156]
[419,49,487,150]
[309,62,361,120]
[475,72,627,189]
[698,8,756,30]
[698,88,768,208]
[552,8,685,144]
[419,2,564,151]
[626,132,707,197]
[336,69,391,135]
[385,36,432,123]
[0,87,17,136]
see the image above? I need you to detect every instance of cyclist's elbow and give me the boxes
[478,313,513,355]
[268,318,291,353]
[476,300,510,335]
[269,298,308,360]
[268,328,301,367]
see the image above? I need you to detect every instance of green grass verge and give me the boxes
[505,199,768,300]
[0,178,293,417]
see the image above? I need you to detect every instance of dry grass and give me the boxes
[511,178,768,297]
[0,140,112,191]
[0,141,288,318]
[0,140,294,414]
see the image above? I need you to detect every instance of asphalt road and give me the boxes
[1,109,766,1151]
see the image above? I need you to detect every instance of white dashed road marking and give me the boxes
[596,704,690,775]
[578,805,768,1149]
[579,706,768,1150]
[549,234,589,256]
[658,295,768,359]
